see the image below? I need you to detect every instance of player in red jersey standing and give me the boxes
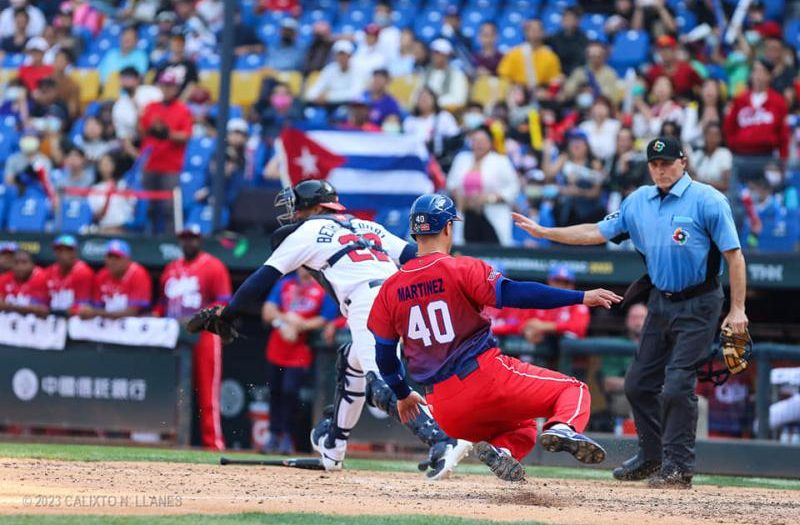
[159,225,231,450]
[368,194,622,481]
[0,249,49,316]
[44,235,94,314]
[78,240,152,318]
[261,267,338,455]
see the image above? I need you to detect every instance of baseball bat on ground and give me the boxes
[219,457,325,470]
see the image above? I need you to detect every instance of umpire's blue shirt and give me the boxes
[597,173,740,293]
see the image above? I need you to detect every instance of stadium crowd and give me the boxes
[0,0,796,250]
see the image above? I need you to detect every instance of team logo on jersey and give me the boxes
[672,227,688,245]
[653,140,666,152]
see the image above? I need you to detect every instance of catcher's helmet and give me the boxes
[275,179,346,225]
[409,194,461,237]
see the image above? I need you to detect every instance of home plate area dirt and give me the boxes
[1,458,798,525]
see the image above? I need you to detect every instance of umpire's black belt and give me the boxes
[423,357,479,395]
[659,279,719,302]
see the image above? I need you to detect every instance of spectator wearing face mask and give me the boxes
[560,41,620,105]
[4,132,54,199]
[366,1,401,62]
[265,18,304,71]
[257,82,303,143]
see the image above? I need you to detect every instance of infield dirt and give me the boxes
[1,458,798,525]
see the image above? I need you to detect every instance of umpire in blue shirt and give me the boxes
[513,136,748,488]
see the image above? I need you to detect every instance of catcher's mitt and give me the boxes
[187,306,240,344]
[720,325,752,375]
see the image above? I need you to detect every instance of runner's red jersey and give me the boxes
[368,253,503,384]
[44,261,94,312]
[0,267,49,307]
[93,262,152,313]
[159,252,231,320]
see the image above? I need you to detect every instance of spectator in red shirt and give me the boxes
[78,240,152,319]
[522,265,591,360]
[0,242,17,277]
[44,234,94,314]
[18,36,53,93]
[0,249,49,316]
[261,267,338,455]
[645,35,701,100]
[139,70,193,234]
[723,59,789,182]
[158,224,231,450]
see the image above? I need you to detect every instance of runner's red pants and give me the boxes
[426,347,590,460]
[194,331,224,450]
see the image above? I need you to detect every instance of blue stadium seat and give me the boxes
[675,8,697,34]
[182,137,216,174]
[59,197,93,233]
[498,24,524,52]
[508,0,543,9]
[581,14,607,36]
[7,196,49,232]
[461,8,491,39]
[499,8,529,28]
[179,171,207,209]
[0,184,11,229]
[2,53,24,67]
[756,208,799,253]
[124,198,149,233]
[0,127,18,164]
[76,52,102,68]
[258,21,279,46]
[763,0,786,21]
[541,8,563,35]
[785,19,800,50]
[609,30,650,76]
[414,19,440,43]
[235,53,265,70]
[187,204,230,234]
[375,207,410,239]
[197,54,222,70]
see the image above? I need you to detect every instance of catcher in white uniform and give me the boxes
[189,180,470,479]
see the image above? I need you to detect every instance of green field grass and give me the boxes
[1,441,798,491]
[0,513,555,525]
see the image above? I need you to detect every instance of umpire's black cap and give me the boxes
[646,136,685,162]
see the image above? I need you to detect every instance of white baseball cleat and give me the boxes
[424,439,473,481]
[309,418,344,471]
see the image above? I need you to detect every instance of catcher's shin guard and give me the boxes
[324,344,366,449]
[365,371,449,446]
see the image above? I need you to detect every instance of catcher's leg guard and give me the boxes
[311,344,366,469]
[364,371,471,480]
[365,371,449,446]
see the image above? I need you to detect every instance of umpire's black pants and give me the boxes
[624,286,723,473]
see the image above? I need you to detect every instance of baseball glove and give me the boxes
[187,306,240,344]
[720,326,751,375]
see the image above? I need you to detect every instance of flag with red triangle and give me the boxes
[280,128,346,185]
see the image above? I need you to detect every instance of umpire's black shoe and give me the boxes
[612,454,662,481]
[647,466,693,489]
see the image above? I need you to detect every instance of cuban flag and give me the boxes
[278,128,441,212]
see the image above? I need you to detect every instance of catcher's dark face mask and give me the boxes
[275,187,297,226]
